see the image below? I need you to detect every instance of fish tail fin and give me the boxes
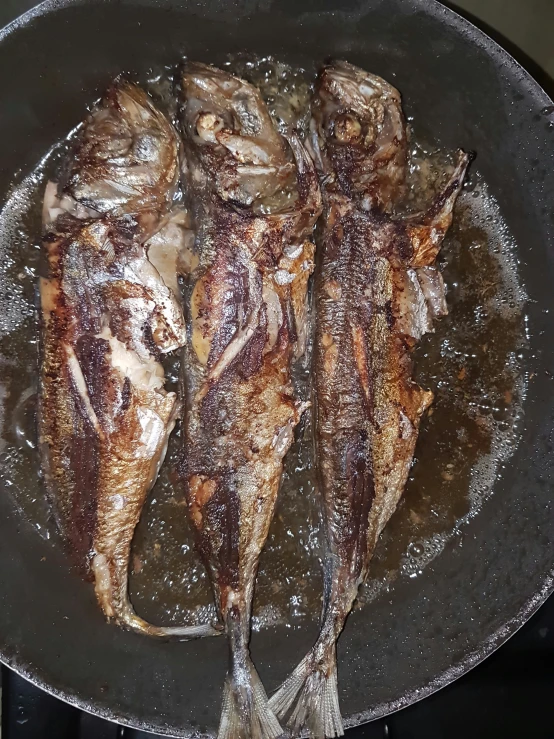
[218,607,282,739]
[269,621,343,738]
[92,553,222,639]
[124,610,222,640]
[219,660,282,739]
[406,149,470,267]
[285,130,322,215]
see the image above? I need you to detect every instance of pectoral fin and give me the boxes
[405,150,471,268]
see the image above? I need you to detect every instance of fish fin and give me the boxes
[405,149,471,268]
[123,613,223,640]
[218,654,282,739]
[94,562,224,639]
[116,600,223,639]
[219,604,282,739]
[91,530,222,640]
[269,631,343,738]
[285,132,322,216]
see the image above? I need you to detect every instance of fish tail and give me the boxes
[92,552,222,639]
[122,609,223,640]
[218,606,282,739]
[269,618,343,738]
[219,663,282,739]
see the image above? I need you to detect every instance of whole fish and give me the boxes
[270,61,470,737]
[39,82,218,638]
[179,62,321,739]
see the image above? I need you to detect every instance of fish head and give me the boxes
[311,60,407,211]
[181,62,295,208]
[67,82,179,222]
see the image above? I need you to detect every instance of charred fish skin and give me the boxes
[39,82,218,639]
[270,61,470,737]
[180,62,321,739]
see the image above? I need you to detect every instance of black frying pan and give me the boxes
[1,0,554,735]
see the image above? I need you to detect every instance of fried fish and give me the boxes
[179,62,321,739]
[270,60,469,737]
[39,82,218,638]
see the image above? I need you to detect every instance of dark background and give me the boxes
[2,0,554,737]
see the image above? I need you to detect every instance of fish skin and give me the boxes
[270,61,470,737]
[179,62,321,739]
[65,83,180,221]
[39,82,219,638]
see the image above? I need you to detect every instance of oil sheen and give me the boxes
[0,60,527,632]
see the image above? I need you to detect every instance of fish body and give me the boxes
[39,82,216,637]
[270,61,469,737]
[180,62,321,739]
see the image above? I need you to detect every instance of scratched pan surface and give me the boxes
[0,0,554,735]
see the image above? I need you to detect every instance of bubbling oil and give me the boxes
[0,60,527,631]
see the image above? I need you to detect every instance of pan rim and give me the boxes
[2,567,554,736]
[0,0,553,735]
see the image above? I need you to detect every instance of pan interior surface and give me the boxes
[0,0,553,736]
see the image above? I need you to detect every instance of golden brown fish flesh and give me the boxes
[39,82,218,638]
[179,62,321,739]
[270,60,470,737]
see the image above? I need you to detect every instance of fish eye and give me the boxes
[333,113,362,143]
[195,111,224,143]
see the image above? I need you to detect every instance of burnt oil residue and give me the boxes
[0,60,527,631]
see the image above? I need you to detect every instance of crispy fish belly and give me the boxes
[270,61,469,736]
[39,82,217,638]
[180,62,321,739]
